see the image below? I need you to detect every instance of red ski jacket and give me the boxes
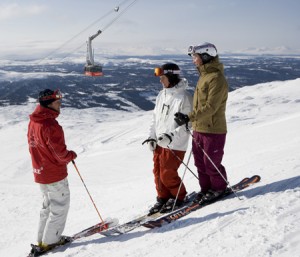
[27,105,76,184]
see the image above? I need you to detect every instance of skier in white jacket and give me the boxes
[143,63,193,214]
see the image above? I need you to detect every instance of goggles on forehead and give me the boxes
[39,89,62,101]
[188,45,198,56]
[154,67,180,77]
[188,43,217,57]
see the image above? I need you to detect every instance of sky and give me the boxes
[0,0,300,59]
[0,78,300,257]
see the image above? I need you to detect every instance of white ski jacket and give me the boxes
[149,78,193,151]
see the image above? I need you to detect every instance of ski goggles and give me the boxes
[188,46,196,56]
[154,67,180,77]
[39,89,62,101]
[188,45,201,56]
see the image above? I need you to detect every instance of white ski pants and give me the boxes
[37,178,70,245]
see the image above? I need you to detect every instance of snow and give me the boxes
[0,78,300,257]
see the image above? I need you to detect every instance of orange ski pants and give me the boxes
[152,146,187,201]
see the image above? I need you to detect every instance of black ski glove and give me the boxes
[174,112,190,126]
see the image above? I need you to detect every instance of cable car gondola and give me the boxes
[84,30,103,77]
[84,64,103,77]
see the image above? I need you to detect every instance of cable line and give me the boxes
[40,0,140,63]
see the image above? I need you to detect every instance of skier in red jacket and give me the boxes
[27,89,77,251]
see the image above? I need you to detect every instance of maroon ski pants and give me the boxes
[192,131,228,192]
[152,146,187,201]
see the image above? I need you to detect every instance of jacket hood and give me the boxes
[29,104,59,122]
[197,56,224,75]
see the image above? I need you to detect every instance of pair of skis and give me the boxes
[143,175,260,229]
[100,175,261,235]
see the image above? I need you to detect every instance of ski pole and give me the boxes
[72,160,105,223]
[172,149,192,211]
[167,146,199,180]
[187,129,242,200]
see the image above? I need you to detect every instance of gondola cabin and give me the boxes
[84,64,103,77]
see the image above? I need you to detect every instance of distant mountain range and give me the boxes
[0,55,300,111]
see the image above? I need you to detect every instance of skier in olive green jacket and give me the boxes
[174,42,229,204]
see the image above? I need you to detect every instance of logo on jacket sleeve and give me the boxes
[33,166,43,174]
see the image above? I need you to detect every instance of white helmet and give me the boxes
[188,42,217,57]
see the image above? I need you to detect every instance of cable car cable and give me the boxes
[39,0,138,63]
[60,0,140,62]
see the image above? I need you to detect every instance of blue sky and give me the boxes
[0,0,299,59]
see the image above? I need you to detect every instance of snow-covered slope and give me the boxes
[0,78,299,257]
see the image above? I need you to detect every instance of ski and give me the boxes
[27,217,118,257]
[142,175,261,229]
[100,192,198,236]
[99,212,161,236]
[72,217,118,240]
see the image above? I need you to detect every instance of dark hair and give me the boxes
[161,63,181,87]
[199,53,216,64]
